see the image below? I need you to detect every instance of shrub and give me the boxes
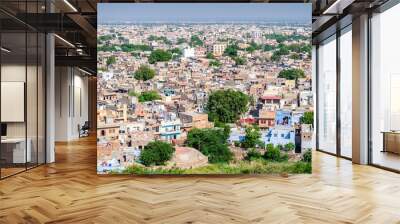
[290,161,312,173]
[280,153,289,162]
[283,143,295,152]
[241,126,261,149]
[301,149,312,163]
[139,141,175,166]
[244,149,263,161]
[264,146,281,162]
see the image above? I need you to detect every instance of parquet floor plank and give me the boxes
[0,136,399,223]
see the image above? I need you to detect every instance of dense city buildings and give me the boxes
[97,22,313,174]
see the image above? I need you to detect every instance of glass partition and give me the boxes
[339,26,352,158]
[0,1,46,179]
[370,3,400,171]
[317,35,337,154]
[1,31,28,177]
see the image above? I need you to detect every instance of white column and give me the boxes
[352,14,369,164]
[46,33,55,163]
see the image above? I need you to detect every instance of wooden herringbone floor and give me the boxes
[1,136,400,224]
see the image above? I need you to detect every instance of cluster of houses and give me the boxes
[97,23,313,172]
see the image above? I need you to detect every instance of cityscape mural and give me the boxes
[97,3,313,174]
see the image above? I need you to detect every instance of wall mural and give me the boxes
[97,3,313,174]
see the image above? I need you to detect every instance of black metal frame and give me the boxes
[315,21,353,162]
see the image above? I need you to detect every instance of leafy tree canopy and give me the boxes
[98,35,113,42]
[121,44,152,52]
[300,111,314,125]
[206,89,250,124]
[190,35,203,47]
[233,56,246,66]
[177,38,186,45]
[133,65,156,81]
[140,141,175,166]
[148,35,171,44]
[209,60,222,67]
[224,44,238,57]
[206,52,215,59]
[148,49,172,64]
[278,68,305,80]
[186,128,232,163]
[241,125,262,149]
[263,44,275,52]
[138,91,161,102]
[106,56,116,66]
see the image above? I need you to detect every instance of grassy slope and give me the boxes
[120,159,311,175]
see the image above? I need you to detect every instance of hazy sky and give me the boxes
[98,3,311,24]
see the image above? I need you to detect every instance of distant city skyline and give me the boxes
[98,3,311,24]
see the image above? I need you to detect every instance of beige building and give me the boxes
[179,112,214,131]
[212,44,227,57]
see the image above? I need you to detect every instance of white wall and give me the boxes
[55,67,89,141]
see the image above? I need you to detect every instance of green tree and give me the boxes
[98,45,117,52]
[138,91,161,102]
[264,33,288,43]
[206,89,250,123]
[121,44,152,52]
[271,52,281,62]
[290,53,301,60]
[276,45,290,55]
[278,68,305,80]
[224,44,238,57]
[133,65,156,81]
[263,44,275,52]
[186,128,232,163]
[246,42,261,53]
[241,126,262,149]
[98,35,113,42]
[106,56,116,66]
[300,111,314,126]
[209,60,222,67]
[139,141,175,166]
[148,49,172,64]
[206,52,215,59]
[233,56,246,66]
[190,35,203,47]
[177,38,186,45]
[148,35,171,44]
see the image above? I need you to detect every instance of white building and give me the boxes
[183,48,195,58]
